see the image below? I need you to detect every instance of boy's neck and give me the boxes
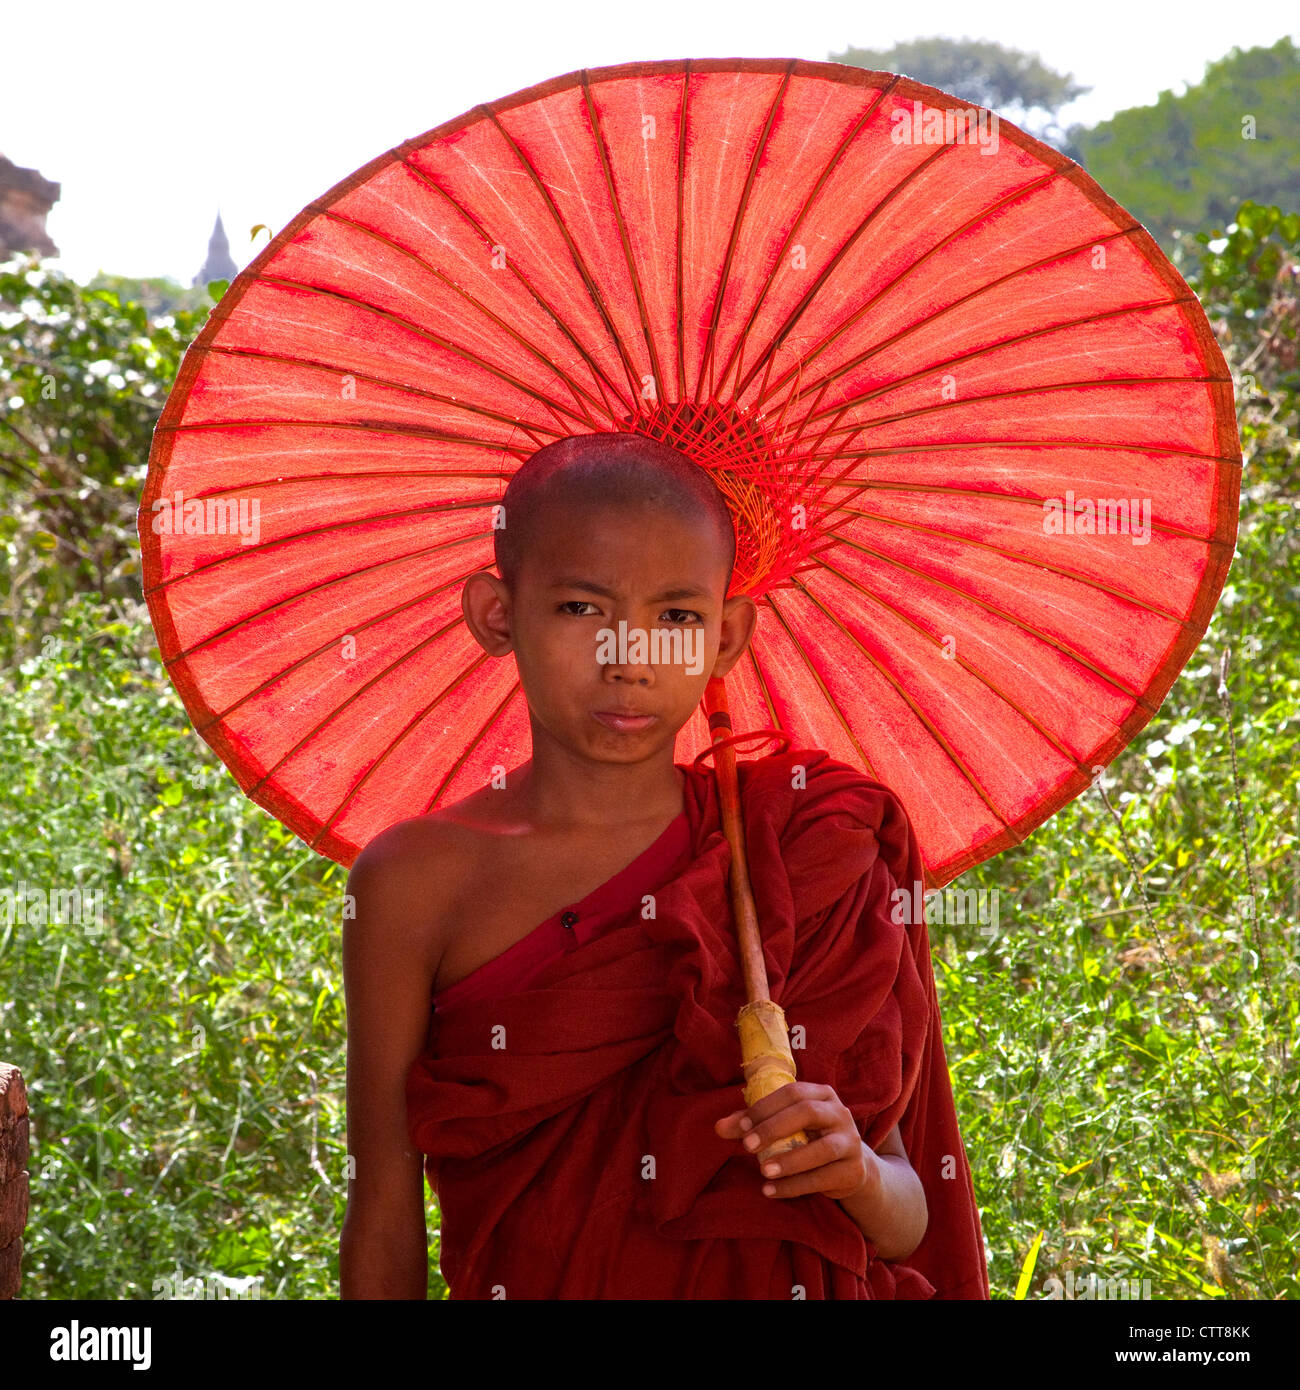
[509,744,686,832]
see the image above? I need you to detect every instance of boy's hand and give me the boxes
[714,1081,879,1202]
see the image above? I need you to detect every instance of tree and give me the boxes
[85,272,210,320]
[830,36,1090,160]
[1178,200,1299,397]
[1068,37,1300,248]
[0,258,210,663]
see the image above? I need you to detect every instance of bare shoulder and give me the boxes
[345,781,512,962]
[347,813,469,955]
[348,811,468,896]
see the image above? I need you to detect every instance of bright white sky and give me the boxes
[5,0,1297,285]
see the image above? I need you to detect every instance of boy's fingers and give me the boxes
[737,1081,826,1131]
[752,1129,854,1180]
[763,1153,864,1200]
[719,1086,805,1132]
[742,1097,839,1155]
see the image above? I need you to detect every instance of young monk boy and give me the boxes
[339,431,989,1300]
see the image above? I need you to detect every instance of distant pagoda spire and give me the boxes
[193,210,238,286]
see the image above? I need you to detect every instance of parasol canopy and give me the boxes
[139,57,1240,886]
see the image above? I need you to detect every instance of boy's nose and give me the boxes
[603,656,654,682]
[595,618,659,682]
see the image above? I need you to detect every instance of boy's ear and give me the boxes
[462,570,515,656]
[711,592,758,679]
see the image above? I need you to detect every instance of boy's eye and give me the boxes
[556,602,702,623]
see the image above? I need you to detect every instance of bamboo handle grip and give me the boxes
[737,998,808,1159]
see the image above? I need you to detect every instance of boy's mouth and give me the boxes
[592,709,658,732]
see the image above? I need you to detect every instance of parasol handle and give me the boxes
[700,675,808,1161]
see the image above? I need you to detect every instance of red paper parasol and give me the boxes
[140,57,1240,888]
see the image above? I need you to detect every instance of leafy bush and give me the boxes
[0,262,207,669]
[0,595,390,1297]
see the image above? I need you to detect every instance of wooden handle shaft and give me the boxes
[703,676,808,1162]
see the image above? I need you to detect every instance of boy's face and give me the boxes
[464,499,757,767]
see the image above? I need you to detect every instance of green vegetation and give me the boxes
[1070,38,1300,249]
[0,597,360,1298]
[0,197,1295,1300]
[0,270,207,661]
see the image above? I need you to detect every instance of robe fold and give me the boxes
[405,747,989,1299]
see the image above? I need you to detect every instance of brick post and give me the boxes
[0,1063,29,1298]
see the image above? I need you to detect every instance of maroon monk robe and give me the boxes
[405,747,990,1299]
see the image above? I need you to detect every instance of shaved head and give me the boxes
[494,433,737,593]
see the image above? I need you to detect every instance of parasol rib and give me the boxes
[398,155,636,415]
[807,552,1118,772]
[692,64,796,403]
[244,274,608,430]
[160,405,566,452]
[805,374,1231,439]
[474,103,645,408]
[673,64,690,401]
[789,296,1209,422]
[578,71,670,404]
[823,526,1160,709]
[143,500,498,589]
[823,479,1226,546]
[309,651,504,848]
[735,142,959,400]
[759,591,882,780]
[736,164,1062,404]
[779,580,1016,836]
[246,632,490,802]
[749,224,1142,411]
[319,205,617,423]
[319,664,520,839]
[422,682,526,815]
[711,78,901,403]
[828,505,1198,626]
[182,565,488,722]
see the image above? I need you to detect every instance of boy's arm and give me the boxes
[835,1122,928,1262]
[339,825,445,1299]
